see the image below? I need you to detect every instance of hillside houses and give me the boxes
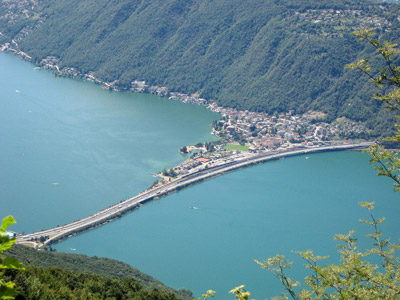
[210,105,370,151]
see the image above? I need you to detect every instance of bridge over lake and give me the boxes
[16,142,373,249]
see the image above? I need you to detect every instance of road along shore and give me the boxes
[16,142,373,249]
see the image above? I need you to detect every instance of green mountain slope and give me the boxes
[1,0,399,134]
[5,245,193,299]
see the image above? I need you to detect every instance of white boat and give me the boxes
[190,206,199,210]
[15,90,21,93]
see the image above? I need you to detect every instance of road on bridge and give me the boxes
[16,142,373,248]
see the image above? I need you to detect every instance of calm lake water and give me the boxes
[1,52,399,299]
[0,52,219,232]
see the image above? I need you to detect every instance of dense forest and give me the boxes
[4,245,192,300]
[1,0,400,135]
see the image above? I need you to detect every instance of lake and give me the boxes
[1,52,399,299]
[0,52,219,232]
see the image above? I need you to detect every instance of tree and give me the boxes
[0,216,24,299]
[252,30,400,300]
[201,29,400,300]
[255,201,400,299]
[162,168,168,176]
[180,146,188,154]
[169,168,177,178]
[346,28,400,192]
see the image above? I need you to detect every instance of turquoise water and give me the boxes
[1,52,399,299]
[0,52,219,232]
[55,151,400,299]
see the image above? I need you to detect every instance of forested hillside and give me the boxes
[1,0,399,135]
[4,245,192,299]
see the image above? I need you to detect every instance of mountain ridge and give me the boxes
[1,0,399,135]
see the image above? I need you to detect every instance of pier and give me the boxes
[16,142,373,249]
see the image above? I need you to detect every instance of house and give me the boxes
[196,157,210,163]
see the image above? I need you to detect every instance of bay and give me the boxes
[0,52,219,232]
[55,152,400,299]
[1,51,399,299]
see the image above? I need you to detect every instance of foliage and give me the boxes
[151,178,162,188]
[197,290,215,300]
[197,286,254,300]
[346,28,400,191]
[0,216,24,300]
[249,31,400,300]
[180,146,188,154]
[162,168,177,178]
[3,265,180,300]
[2,0,400,136]
[204,142,215,152]
[5,244,191,299]
[255,202,400,299]
[229,285,253,300]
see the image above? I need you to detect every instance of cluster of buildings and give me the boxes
[0,0,45,62]
[155,109,371,180]
[295,7,396,37]
[208,105,369,151]
[154,102,370,180]
[131,80,208,105]
[33,55,371,155]
[0,0,34,21]
[0,0,374,158]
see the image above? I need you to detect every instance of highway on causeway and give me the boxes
[16,142,373,248]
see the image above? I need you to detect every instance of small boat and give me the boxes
[305,157,309,160]
[70,248,77,251]
[190,206,199,210]
[15,90,21,93]
[52,182,60,186]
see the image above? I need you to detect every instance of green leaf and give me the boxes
[0,216,15,235]
[0,238,15,252]
[359,201,375,211]
[0,257,24,270]
[0,280,18,299]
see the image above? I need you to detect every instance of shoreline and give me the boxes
[16,141,373,249]
[0,50,378,248]
[0,49,374,150]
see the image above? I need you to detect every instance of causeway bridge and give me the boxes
[16,142,373,248]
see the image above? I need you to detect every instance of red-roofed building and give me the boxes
[196,157,210,163]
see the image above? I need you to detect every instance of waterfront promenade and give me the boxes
[16,142,373,248]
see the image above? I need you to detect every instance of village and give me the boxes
[3,51,371,184]
[151,99,370,183]
[0,0,376,186]
[135,80,372,185]
[294,6,398,37]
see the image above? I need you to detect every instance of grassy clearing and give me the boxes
[224,144,249,151]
